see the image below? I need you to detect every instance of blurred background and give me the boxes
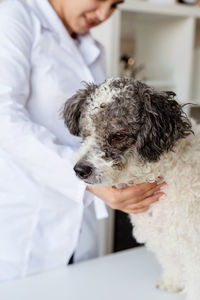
[91,0,200,257]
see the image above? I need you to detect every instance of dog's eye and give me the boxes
[108,133,127,145]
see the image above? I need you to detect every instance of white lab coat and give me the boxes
[0,0,108,281]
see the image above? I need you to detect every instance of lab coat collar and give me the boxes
[27,0,101,67]
[78,34,101,67]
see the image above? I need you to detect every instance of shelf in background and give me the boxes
[120,0,200,18]
[92,0,200,256]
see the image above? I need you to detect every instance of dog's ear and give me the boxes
[62,83,97,136]
[135,84,193,162]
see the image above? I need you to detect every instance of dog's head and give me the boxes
[63,78,192,186]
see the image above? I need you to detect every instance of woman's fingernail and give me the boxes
[159,193,166,199]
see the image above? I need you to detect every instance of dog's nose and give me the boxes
[74,163,93,180]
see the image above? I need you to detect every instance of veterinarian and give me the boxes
[0,0,165,281]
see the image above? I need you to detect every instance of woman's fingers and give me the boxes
[135,181,158,193]
[117,180,164,202]
[123,192,165,213]
[119,182,166,208]
[143,182,167,199]
[140,191,165,207]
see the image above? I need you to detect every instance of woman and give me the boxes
[0,0,165,281]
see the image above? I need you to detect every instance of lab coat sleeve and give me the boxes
[0,1,86,201]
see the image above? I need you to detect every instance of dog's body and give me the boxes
[63,78,200,300]
[129,125,200,297]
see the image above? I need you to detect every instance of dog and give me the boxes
[63,77,200,300]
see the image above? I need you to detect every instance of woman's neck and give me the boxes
[48,0,74,37]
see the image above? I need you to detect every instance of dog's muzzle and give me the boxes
[74,163,93,180]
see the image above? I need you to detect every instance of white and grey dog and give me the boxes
[63,77,200,300]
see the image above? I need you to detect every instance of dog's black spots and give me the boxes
[62,82,97,136]
[90,99,138,164]
[135,89,193,162]
[100,78,193,163]
[108,78,136,95]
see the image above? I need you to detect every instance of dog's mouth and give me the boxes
[78,176,103,186]
[82,178,97,185]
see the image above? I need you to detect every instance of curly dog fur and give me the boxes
[63,78,200,300]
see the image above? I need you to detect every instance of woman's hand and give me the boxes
[86,181,166,214]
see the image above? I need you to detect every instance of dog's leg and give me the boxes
[156,252,184,293]
[183,258,200,300]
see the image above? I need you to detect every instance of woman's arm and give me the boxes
[0,0,86,201]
